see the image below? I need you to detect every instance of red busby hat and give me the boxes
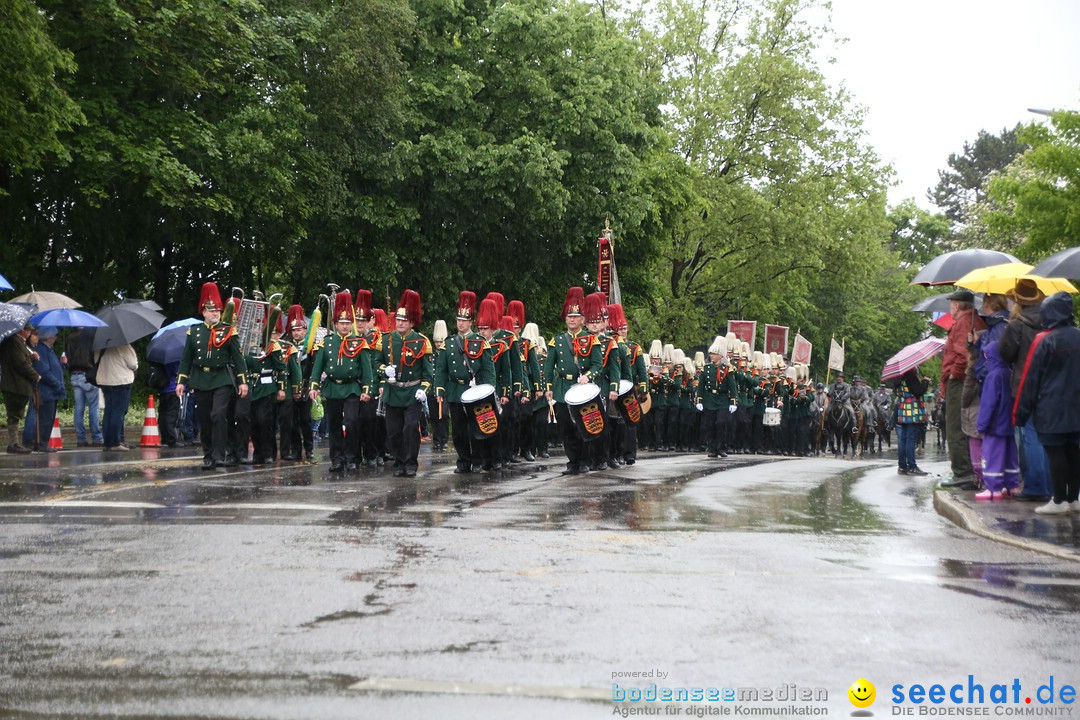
[354,289,374,321]
[198,282,223,312]
[476,298,500,329]
[484,292,506,318]
[607,304,627,331]
[456,291,477,321]
[394,289,422,326]
[562,286,585,319]
[584,292,606,324]
[287,304,306,330]
[373,308,390,333]
[333,290,354,324]
[499,315,515,333]
[507,300,525,329]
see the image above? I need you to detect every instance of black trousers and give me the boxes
[516,398,535,454]
[357,397,379,461]
[251,396,276,462]
[449,401,478,469]
[386,400,423,472]
[196,386,233,463]
[1045,441,1080,504]
[533,406,549,453]
[701,408,729,454]
[229,393,250,461]
[276,397,294,458]
[325,395,360,465]
[289,396,313,458]
[159,392,180,446]
[556,402,585,469]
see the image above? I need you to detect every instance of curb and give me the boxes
[933,490,1080,563]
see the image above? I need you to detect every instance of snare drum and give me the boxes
[763,407,781,426]
[614,379,642,425]
[461,383,500,440]
[564,383,606,439]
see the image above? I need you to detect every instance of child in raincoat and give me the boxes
[975,339,1020,500]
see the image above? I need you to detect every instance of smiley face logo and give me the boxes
[848,679,876,708]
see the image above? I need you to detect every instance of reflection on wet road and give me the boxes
[3,445,1080,718]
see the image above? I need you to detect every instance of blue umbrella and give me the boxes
[0,272,12,291]
[147,317,201,364]
[29,308,108,328]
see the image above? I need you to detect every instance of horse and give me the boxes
[854,398,874,458]
[825,399,857,458]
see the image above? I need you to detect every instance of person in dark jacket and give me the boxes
[1013,291,1080,515]
[1,323,40,454]
[23,327,66,452]
[999,278,1051,501]
[975,340,1019,499]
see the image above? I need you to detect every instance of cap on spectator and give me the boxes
[37,326,58,339]
[947,288,975,303]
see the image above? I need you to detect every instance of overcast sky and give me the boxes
[818,0,1080,210]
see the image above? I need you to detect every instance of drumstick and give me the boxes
[549,399,556,422]
[438,396,443,420]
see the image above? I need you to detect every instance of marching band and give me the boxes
[176,280,825,475]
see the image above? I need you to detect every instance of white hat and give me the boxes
[433,319,448,343]
[663,343,675,364]
[521,322,540,346]
[682,357,696,375]
[752,351,763,369]
[694,351,705,369]
[725,332,738,353]
[709,335,727,355]
[740,341,751,358]
[537,336,548,355]
[649,339,664,359]
[672,348,685,366]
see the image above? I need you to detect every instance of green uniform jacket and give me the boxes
[789,388,812,419]
[518,338,542,404]
[280,342,303,397]
[544,329,603,403]
[379,330,434,408]
[625,340,648,395]
[434,333,496,403]
[177,322,247,391]
[696,363,739,411]
[592,332,621,396]
[310,332,372,400]
[0,335,38,396]
[489,331,515,399]
[249,344,289,401]
[362,329,385,398]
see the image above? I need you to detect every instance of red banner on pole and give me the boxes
[727,320,756,351]
[764,324,789,356]
[792,333,812,365]
[598,235,613,300]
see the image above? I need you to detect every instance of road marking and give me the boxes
[348,677,609,701]
[0,501,166,509]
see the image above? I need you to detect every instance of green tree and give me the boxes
[886,199,951,269]
[929,124,1027,243]
[627,0,897,362]
[984,110,1080,261]
[0,0,83,189]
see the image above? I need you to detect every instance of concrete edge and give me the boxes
[933,490,1080,563]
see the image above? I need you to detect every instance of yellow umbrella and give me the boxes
[1014,274,1078,295]
[955,262,1033,295]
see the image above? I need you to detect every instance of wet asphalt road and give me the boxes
[2,443,1079,719]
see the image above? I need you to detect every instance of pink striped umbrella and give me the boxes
[881,337,946,382]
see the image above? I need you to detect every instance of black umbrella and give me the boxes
[1030,247,1080,280]
[0,301,34,343]
[910,291,985,313]
[92,302,166,350]
[910,249,1020,286]
[123,298,165,312]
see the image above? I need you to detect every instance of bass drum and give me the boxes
[461,383,500,441]
[564,382,606,440]
[615,379,642,425]
[763,407,781,427]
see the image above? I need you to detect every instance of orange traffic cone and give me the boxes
[140,394,161,447]
[48,416,63,450]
